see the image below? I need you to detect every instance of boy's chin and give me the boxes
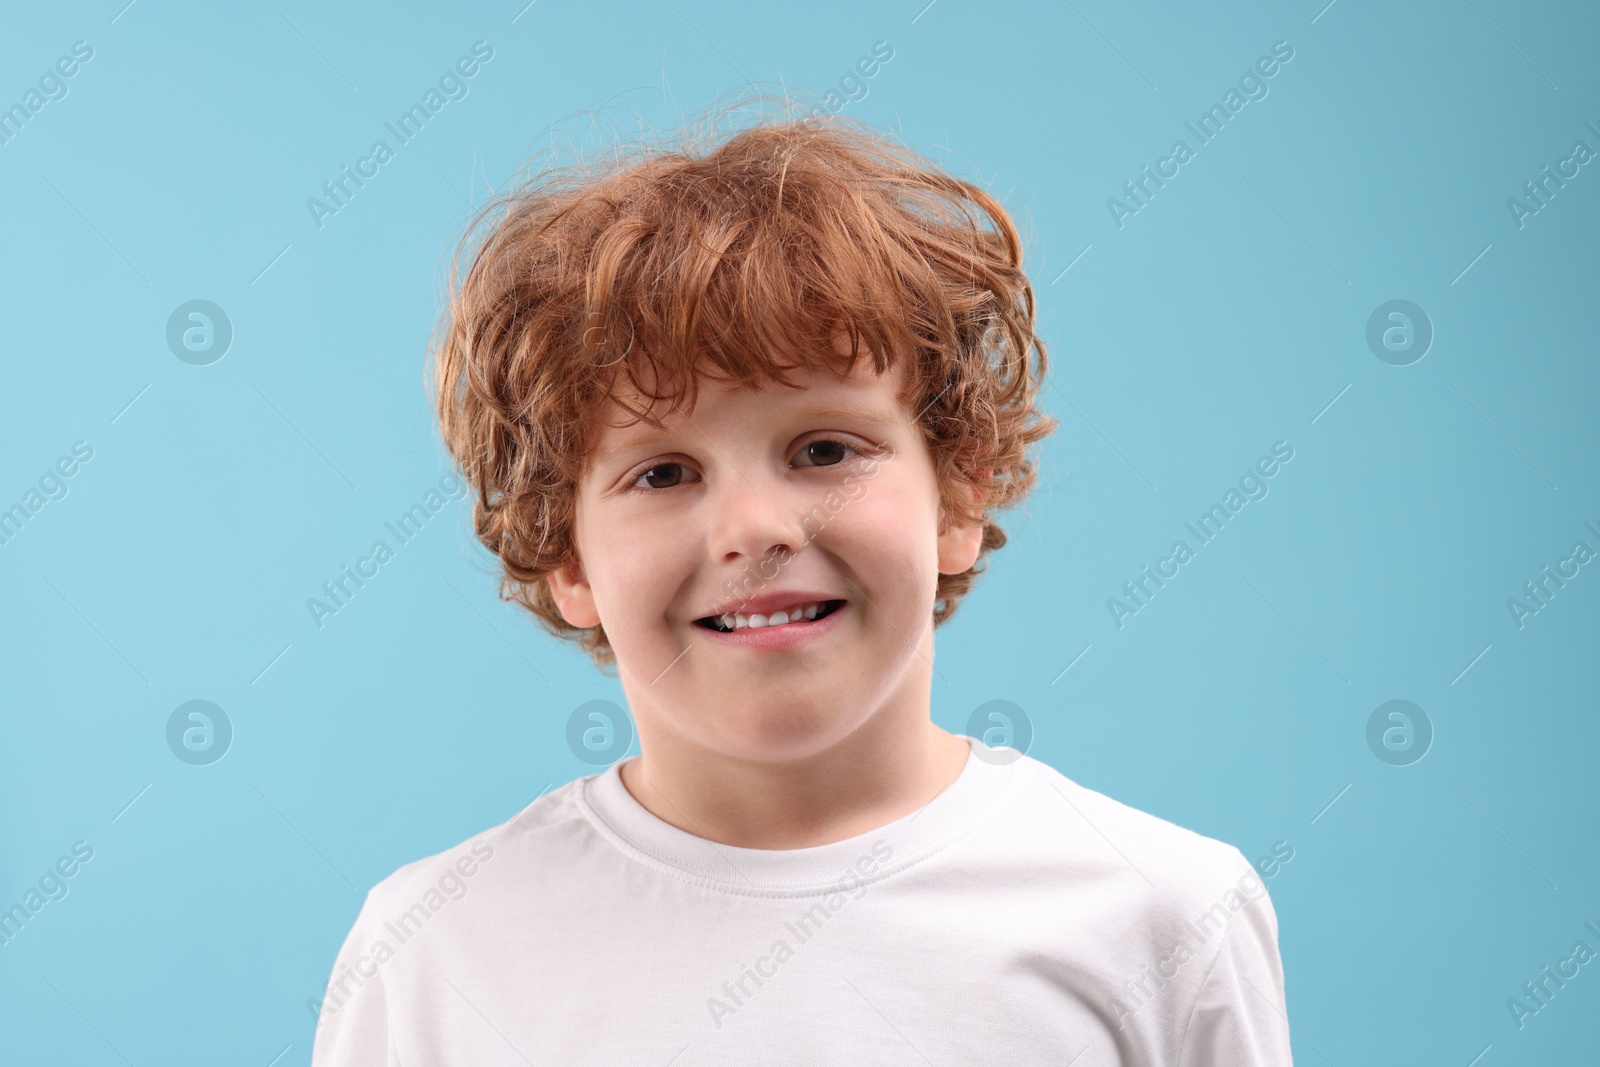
[692,702,856,762]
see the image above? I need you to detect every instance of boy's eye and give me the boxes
[632,462,697,490]
[793,438,858,467]
[623,437,865,492]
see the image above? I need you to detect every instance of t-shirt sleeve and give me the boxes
[310,891,395,1067]
[1176,878,1295,1067]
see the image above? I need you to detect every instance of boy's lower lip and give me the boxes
[694,600,848,651]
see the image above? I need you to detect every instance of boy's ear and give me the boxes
[935,477,987,576]
[546,556,602,628]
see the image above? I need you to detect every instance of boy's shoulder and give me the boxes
[355,773,594,916]
[999,756,1289,1057]
[1002,753,1270,919]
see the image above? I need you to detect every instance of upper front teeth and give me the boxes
[718,601,827,631]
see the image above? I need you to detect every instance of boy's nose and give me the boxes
[704,464,810,566]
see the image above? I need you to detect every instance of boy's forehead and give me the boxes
[589,356,912,458]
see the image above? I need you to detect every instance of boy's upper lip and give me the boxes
[695,589,846,621]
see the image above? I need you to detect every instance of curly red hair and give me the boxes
[429,109,1057,671]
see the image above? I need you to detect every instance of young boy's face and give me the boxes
[547,351,984,764]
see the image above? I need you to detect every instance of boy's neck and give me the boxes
[615,715,972,851]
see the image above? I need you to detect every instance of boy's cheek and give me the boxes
[828,518,930,596]
[597,552,698,634]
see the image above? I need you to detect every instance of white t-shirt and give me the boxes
[311,737,1294,1065]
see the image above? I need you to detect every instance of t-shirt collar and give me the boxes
[576,734,1017,896]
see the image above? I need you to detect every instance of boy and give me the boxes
[311,110,1294,1065]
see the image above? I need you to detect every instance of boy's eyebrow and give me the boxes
[595,401,903,463]
[790,401,904,430]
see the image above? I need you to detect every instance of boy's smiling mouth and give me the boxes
[694,597,847,634]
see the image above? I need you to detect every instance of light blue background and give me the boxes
[2,0,1597,1063]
